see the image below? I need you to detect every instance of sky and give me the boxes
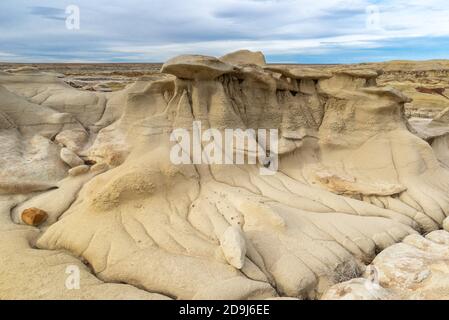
[0,0,448,63]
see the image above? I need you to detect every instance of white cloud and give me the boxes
[0,0,448,62]
[109,34,389,60]
[0,52,16,57]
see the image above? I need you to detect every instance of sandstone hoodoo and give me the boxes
[1,50,449,300]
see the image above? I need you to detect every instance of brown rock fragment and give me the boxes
[21,208,48,226]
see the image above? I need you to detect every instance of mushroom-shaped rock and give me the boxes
[264,66,332,80]
[21,208,48,226]
[220,226,247,269]
[220,50,266,66]
[60,147,84,168]
[161,55,235,80]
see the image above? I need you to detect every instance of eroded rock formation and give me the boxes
[1,51,449,300]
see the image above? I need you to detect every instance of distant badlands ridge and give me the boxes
[1,58,448,118]
[1,50,449,300]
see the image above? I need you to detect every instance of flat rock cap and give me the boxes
[161,55,235,80]
[333,69,379,78]
[361,86,412,103]
[220,50,266,66]
[264,66,332,80]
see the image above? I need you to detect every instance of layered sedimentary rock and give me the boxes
[1,51,449,300]
[374,60,449,119]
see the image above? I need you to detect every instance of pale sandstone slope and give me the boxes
[1,52,449,300]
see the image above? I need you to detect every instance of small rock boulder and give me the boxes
[21,208,48,226]
[55,129,88,153]
[220,226,247,269]
[60,147,84,168]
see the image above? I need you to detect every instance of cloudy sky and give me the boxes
[1,0,449,63]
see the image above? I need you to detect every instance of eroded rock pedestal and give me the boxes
[1,51,449,300]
